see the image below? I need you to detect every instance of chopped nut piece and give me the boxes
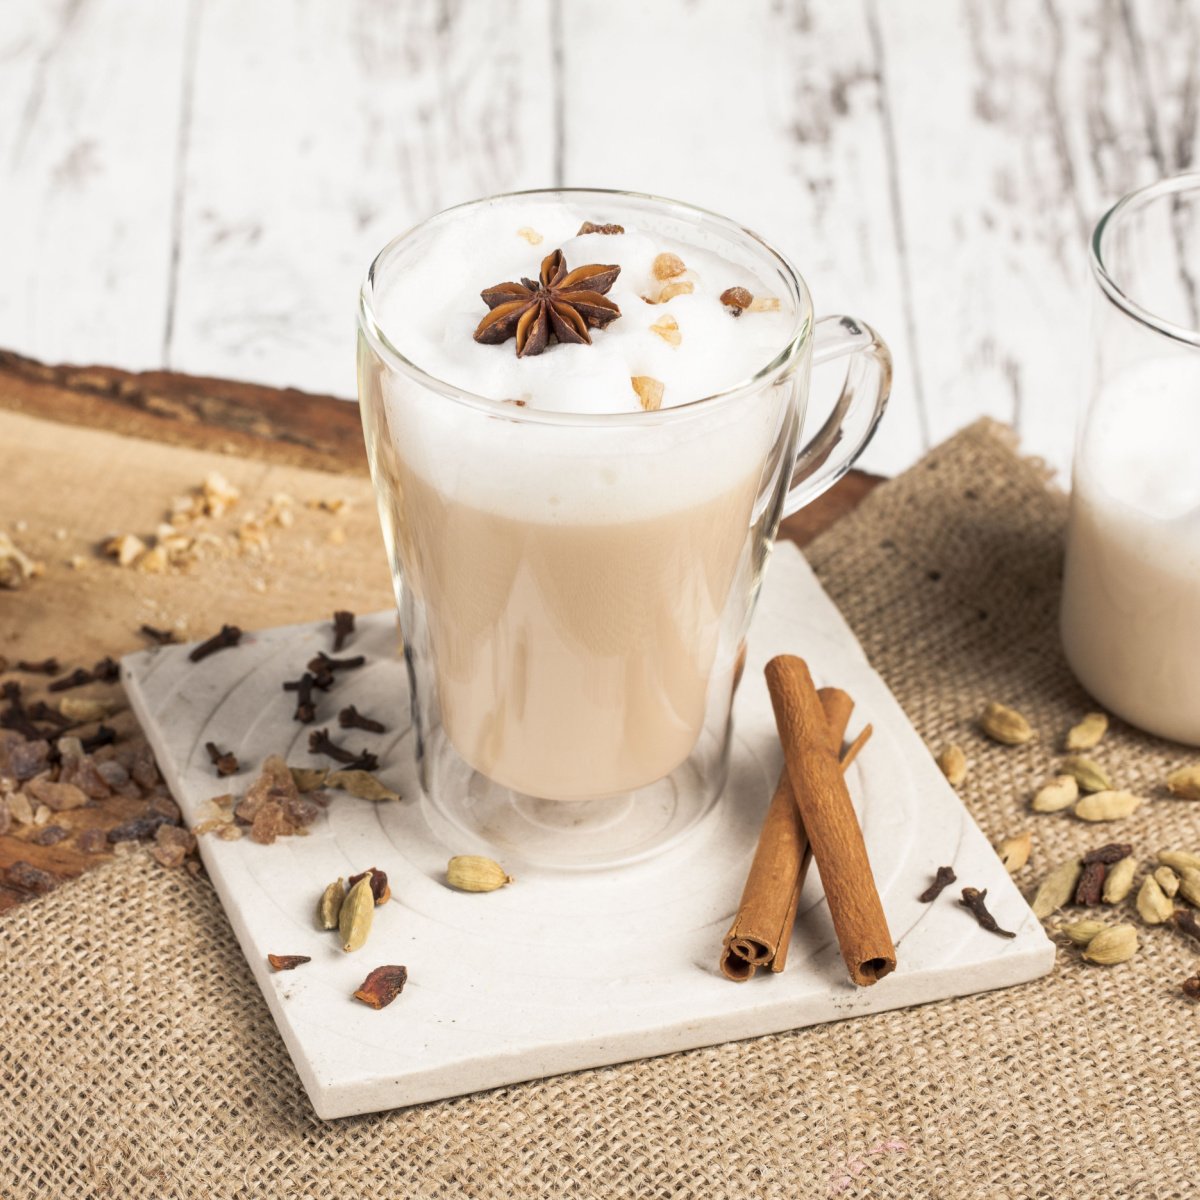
[103,533,147,567]
[748,296,782,312]
[353,964,408,1009]
[649,315,681,346]
[517,226,543,245]
[720,286,754,314]
[0,533,41,589]
[631,376,664,412]
[656,280,694,303]
[652,252,687,280]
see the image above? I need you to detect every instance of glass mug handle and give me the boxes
[782,315,893,516]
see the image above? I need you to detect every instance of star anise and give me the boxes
[473,249,621,356]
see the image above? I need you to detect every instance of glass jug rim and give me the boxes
[1091,172,1200,350]
[357,187,814,427]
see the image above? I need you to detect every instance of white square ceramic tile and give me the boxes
[121,544,1053,1119]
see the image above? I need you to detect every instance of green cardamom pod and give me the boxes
[339,872,375,952]
[1031,858,1082,919]
[1061,756,1112,794]
[446,855,512,893]
[317,878,345,930]
[1081,923,1138,965]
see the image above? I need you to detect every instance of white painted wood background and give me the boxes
[1,0,1196,478]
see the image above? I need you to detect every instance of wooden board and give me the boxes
[0,369,881,911]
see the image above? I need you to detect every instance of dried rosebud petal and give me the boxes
[268,953,312,971]
[348,867,391,906]
[353,964,408,1009]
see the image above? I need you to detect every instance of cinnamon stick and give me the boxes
[765,655,896,986]
[720,688,855,981]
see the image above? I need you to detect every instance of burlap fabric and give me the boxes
[2,420,1198,1198]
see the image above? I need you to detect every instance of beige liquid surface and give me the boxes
[394,465,759,798]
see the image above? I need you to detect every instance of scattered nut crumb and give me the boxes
[0,533,43,589]
[652,252,687,280]
[517,227,543,245]
[649,315,681,346]
[631,376,665,412]
[749,296,781,312]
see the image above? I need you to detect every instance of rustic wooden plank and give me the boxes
[873,0,1168,482]
[165,0,556,398]
[557,0,926,479]
[0,0,191,370]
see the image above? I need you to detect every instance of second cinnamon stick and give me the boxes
[765,655,896,986]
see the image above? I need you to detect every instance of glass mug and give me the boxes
[357,189,891,865]
[1062,174,1200,745]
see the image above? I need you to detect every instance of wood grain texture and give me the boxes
[558,0,926,478]
[0,0,191,369]
[166,0,555,396]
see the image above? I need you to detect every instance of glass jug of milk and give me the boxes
[1062,174,1200,744]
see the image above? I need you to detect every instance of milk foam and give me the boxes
[371,197,796,413]
[365,197,804,524]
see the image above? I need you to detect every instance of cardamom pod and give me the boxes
[1101,856,1137,904]
[1136,876,1174,925]
[1031,774,1079,813]
[1064,712,1108,752]
[1031,858,1082,919]
[1061,756,1112,794]
[1154,865,1180,898]
[446,855,512,893]
[1081,923,1138,965]
[317,878,345,930]
[1157,849,1200,874]
[979,701,1034,746]
[325,769,401,802]
[339,872,375,952]
[1177,866,1200,907]
[291,766,329,793]
[1061,918,1109,946]
[996,831,1032,874]
[936,744,968,787]
[1166,764,1200,801]
[1073,789,1142,822]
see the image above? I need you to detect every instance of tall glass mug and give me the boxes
[1062,174,1200,744]
[357,190,890,865]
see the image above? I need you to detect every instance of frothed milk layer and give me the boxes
[370,196,797,414]
[1062,355,1200,742]
[371,198,805,523]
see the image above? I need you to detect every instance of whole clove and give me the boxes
[308,651,366,675]
[959,886,1016,938]
[1082,842,1133,865]
[1075,860,1108,907]
[79,725,116,753]
[205,741,240,777]
[338,705,385,734]
[48,667,93,692]
[285,673,318,723]
[918,865,957,903]
[1173,908,1200,945]
[140,624,179,645]
[27,702,70,728]
[1,682,44,740]
[92,656,120,683]
[332,610,356,652]
[16,658,60,675]
[188,624,243,663]
[307,728,378,771]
